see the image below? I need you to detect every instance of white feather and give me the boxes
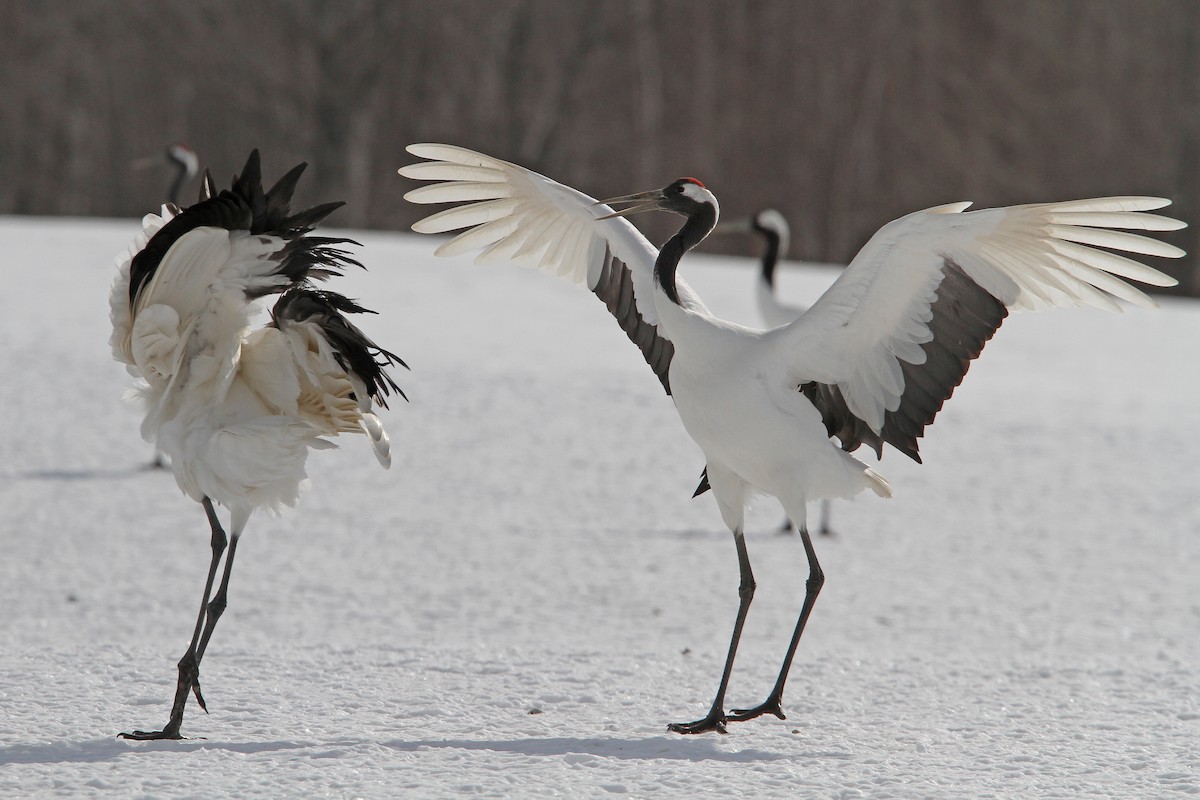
[770,198,1181,432]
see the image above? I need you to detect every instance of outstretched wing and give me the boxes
[400,143,707,394]
[767,197,1184,462]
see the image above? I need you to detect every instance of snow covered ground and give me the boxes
[1,216,1197,798]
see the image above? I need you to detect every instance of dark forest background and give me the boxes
[3,0,1198,294]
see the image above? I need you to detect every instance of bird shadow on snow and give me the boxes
[639,527,732,543]
[8,466,158,482]
[383,736,792,763]
[0,737,309,766]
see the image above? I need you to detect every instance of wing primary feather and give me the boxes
[402,143,676,395]
[1043,210,1186,232]
[1046,225,1186,259]
[399,162,507,183]
[411,198,520,234]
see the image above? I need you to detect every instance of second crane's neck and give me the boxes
[759,229,782,288]
[655,203,718,306]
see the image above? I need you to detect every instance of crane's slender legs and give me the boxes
[194,530,240,664]
[728,524,824,723]
[120,497,233,740]
[668,530,756,735]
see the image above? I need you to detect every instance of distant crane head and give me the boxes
[711,207,792,291]
[131,143,199,206]
[165,143,199,179]
[714,208,790,253]
[752,209,789,248]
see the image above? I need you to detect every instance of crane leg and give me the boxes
[728,524,824,724]
[668,530,756,735]
[194,531,240,664]
[120,497,229,740]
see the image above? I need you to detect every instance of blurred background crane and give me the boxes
[131,143,199,207]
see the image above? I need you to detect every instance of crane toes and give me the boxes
[191,678,207,713]
[118,727,185,741]
[728,697,786,723]
[667,712,729,735]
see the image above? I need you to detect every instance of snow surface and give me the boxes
[1,216,1197,798]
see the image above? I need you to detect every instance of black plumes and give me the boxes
[129,149,359,307]
[270,288,408,408]
[258,236,363,298]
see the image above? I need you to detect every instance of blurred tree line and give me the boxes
[2,0,1197,294]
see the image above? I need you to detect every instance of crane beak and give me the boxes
[713,218,754,235]
[594,189,665,220]
[130,155,159,172]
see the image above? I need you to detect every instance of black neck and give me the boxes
[655,204,717,305]
[758,228,781,288]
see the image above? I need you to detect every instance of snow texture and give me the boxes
[1,217,1197,798]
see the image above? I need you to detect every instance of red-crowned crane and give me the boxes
[112,150,406,739]
[399,143,1183,735]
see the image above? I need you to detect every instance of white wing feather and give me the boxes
[400,143,711,327]
[771,198,1184,432]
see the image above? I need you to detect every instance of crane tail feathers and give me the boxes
[864,467,893,499]
[361,413,392,468]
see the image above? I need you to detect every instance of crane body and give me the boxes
[112,150,405,739]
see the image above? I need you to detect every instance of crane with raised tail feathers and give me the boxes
[399,143,1183,735]
[112,150,407,740]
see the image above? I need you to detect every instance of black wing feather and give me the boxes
[803,258,1008,463]
[591,247,675,395]
[271,288,408,408]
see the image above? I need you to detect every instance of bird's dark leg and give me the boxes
[818,499,833,537]
[120,497,227,740]
[729,525,824,724]
[193,530,240,664]
[668,530,756,735]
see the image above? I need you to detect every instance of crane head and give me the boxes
[166,143,199,180]
[595,178,718,220]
